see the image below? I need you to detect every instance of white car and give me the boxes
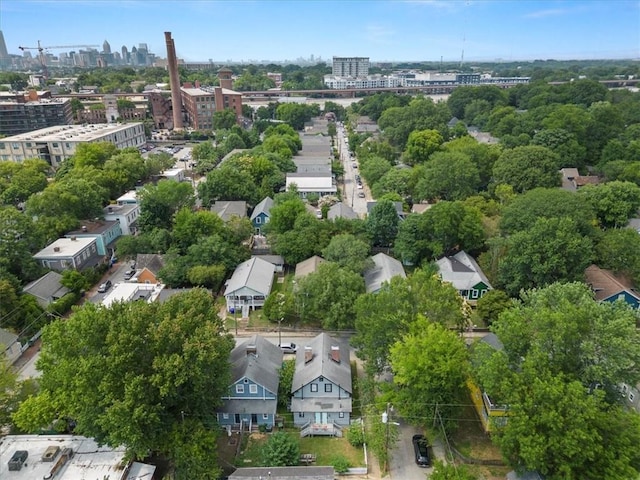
[279,343,297,354]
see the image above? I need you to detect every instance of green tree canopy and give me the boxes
[322,233,371,273]
[492,145,561,193]
[577,181,640,229]
[413,151,480,202]
[366,200,400,247]
[403,129,444,165]
[14,289,234,478]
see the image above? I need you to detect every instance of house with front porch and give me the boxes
[217,335,283,432]
[436,251,492,305]
[224,257,275,314]
[291,333,352,437]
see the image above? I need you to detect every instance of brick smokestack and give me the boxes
[164,32,183,130]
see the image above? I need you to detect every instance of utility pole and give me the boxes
[382,403,391,473]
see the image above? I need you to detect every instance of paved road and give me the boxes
[389,422,432,480]
[337,124,368,217]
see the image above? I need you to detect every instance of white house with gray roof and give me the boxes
[218,335,283,432]
[224,257,275,313]
[436,250,492,305]
[364,253,406,294]
[291,333,352,436]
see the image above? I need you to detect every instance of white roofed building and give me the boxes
[33,237,100,272]
[364,252,406,294]
[286,172,337,198]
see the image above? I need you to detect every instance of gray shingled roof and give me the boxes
[211,201,247,221]
[291,333,352,394]
[0,328,18,352]
[364,253,406,293]
[436,251,491,291]
[295,256,326,278]
[135,254,165,275]
[328,202,358,220]
[23,271,70,307]
[224,257,275,296]
[229,335,283,395]
[250,197,274,221]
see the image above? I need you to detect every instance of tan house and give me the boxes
[134,254,165,284]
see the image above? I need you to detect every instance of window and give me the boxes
[310,384,318,392]
[222,413,229,419]
[339,412,345,418]
[325,384,332,393]
[471,289,479,299]
[630,392,635,402]
[460,290,469,298]
[249,384,258,394]
[298,412,305,418]
[52,142,59,148]
[236,384,244,394]
[255,217,261,224]
[263,414,269,419]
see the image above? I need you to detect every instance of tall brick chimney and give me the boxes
[218,67,233,90]
[164,32,183,130]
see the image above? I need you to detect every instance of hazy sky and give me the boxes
[1,0,639,63]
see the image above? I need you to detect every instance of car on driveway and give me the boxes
[412,434,430,467]
[124,270,136,281]
[279,342,297,354]
[358,192,365,198]
[97,280,112,293]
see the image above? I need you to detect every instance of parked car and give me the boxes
[358,192,365,198]
[124,270,136,281]
[279,342,298,354]
[97,280,113,293]
[412,434,430,467]
[352,162,358,168]
[357,183,364,189]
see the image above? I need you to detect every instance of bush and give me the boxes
[330,454,351,474]
[262,432,299,467]
[47,292,80,317]
[346,425,365,447]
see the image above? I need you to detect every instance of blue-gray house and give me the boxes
[65,220,122,257]
[217,335,283,432]
[250,197,274,235]
[584,264,640,309]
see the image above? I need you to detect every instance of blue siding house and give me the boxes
[65,220,122,257]
[585,264,640,309]
[217,335,283,432]
[291,333,352,437]
[250,197,273,235]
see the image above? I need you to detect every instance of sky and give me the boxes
[1,0,639,63]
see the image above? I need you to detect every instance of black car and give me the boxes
[124,270,136,280]
[412,434,430,467]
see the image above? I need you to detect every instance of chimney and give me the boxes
[108,206,113,212]
[70,236,77,241]
[304,346,313,364]
[195,80,200,88]
[164,32,184,130]
[330,345,340,363]
[53,246,60,252]
[246,345,257,356]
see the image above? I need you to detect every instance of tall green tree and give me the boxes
[13,289,234,478]
[389,318,469,431]
[322,234,371,273]
[413,151,480,201]
[578,181,640,229]
[366,200,399,247]
[403,129,444,165]
[262,432,300,466]
[492,145,561,193]
[497,217,593,296]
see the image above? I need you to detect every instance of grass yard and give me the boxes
[234,431,365,468]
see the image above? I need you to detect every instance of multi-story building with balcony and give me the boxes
[0,90,73,136]
[0,122,146,167]
[332,56,370,77]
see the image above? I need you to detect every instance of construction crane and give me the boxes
[18,40,100,79]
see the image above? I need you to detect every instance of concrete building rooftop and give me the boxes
[34,237,95,259]
[0,122,143,142]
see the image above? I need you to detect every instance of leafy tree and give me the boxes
[578,181,640,228]
[276,103,316,130]
[352,269,464,374]
[366,200,399,247]
[0,355,38,429]
[378,97,450,149]
[595,227,640,283]
[443,136,500,191]
[492,145,561,193]
[389,317,469,431]
[14,289,234,477]
[475,289,513,326]
[264,196,306,235]
[371,168,413,199]
[171,208,224,254]
[0,206,43,280]
[186,264,226,289]
[403,129,444,165]
[413,151,480,201]
[138,180,194,232]
[395,201,485,264]
[69,142,118,170]
[295,262,364,329]
[322,234,371,273]
[497,217,593,296]
[360,156,393,188]
[0,159,49,206]
[278,359,295,409]
[261,432,300,467]
[500,187,597,237]
[430,461,477,480]
[60,270,89,294]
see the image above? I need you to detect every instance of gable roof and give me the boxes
[211,201,247,221]
[229,335,283,394]
[23,271,70,306]
[327,202,358,220]
[364,253,406,293]
[436,251,491,291]
[252,254,285,266]
[295,255,326,278]
[291,333,351,394]
[584,264,640,302]
[250,196,274,221]
[135,254,165,275]
[224,257,275,296]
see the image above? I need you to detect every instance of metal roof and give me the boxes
[250,196,274,221]
[224,257,275,297]
[364,253,406,293]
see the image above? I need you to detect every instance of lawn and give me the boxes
[235,430,365,468]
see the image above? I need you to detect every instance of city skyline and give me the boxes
[0,0,639,64]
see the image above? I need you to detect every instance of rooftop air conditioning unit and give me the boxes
[53,246,61,252]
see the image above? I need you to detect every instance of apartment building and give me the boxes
[332,56,370,77]
[0,90,73,136]
[0,122,146,167]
